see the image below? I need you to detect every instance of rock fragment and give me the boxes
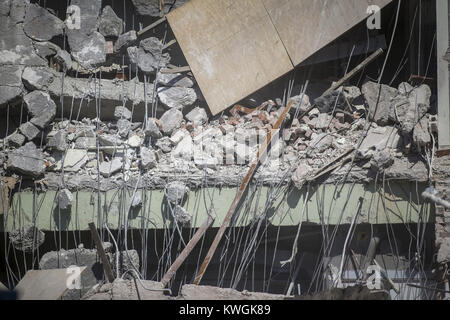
[173,205,192,227]
[7,142,46,177]
[157,86,197,110]
[186,107,208,126]
[23,3,64,41]
[19,122,41,141]
[57,189,73,210]
[9,225,45,253]
[160,109,183,135]
[165,181,189,204]
[362,81,398,126]
[24,91,56,129]
[114,106,132,120]
[98,5,123,38]
[140,147,157,169]
[413,117,431,149]
[99,158,123,177]
[114,31,137,52]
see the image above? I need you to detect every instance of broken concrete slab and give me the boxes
[172,134,194,161]
[9,225,45,253]
[157,86,197,110]
[180,284,285,300]
[0,65,24,107]
[54,50,72,71]
[131,0,188,17]
[173,205,192,226]
[69,31,106,70]
[47,130,68,152]
[292,162,312,190]
[98,5,123,38]
[114,31,137,52]
[362,81,398,126]
[114,106,132,120]
[160,108,183,135]
[165,181,189,204]
[117,119,132,138]
[413,117,431,149]
[22,66,55,91]
[358,126,401,159]
[33,41,60,60]
[19,122,41,141]
[112,250,140,279]
[23,3,64,41]
[24,90,57,129]
[6,132,26,148]
[128,37,170,74]
[99,158,123,177]
[144,118,163,139]
[155,136,172,153]
[156,73,194,88]
[7,142,46,177]
[54,149,88,172]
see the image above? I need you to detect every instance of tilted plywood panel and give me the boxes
[167,0,294,115]
[262,0,392,66]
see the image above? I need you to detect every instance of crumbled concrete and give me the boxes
[23,3,64,41]
[160,109,183,135]
[54,50,72,71]
[99,158,123,177]
[165,181,189,204]
[9,225,45,253]
[112,250,140,279]
[362,81,398,126]
[33,41,60,60]
[140,147,158,169]
[69,31,106,70]
[292,162,312,190]
[186,107,208,126]
[155,136,172,153]
[84,279,168,300]
[131,0,189,17]
[22,66,55,91]
[181,285,285,300]
[157,73,194,88]
[413,117,431,149]
[57,188,73,210]
[128,37,170,74]
[173,205,192,226]
[7,142,46,177]
[114,31,137,52]
[114,106,132,120]
[157,86,197,110]
[24,91,56,129]
[144,118,163,139]
[117,119,132,138]
[19,122,40,141]
[0,65,24,107]
[47,130,68,151]
[54,149,88,172]
[6,132,26,148]
[98,5,123,38]
[126,135,142,148]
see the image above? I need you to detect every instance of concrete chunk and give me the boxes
[23,3,64,41]
[7,142,46,177]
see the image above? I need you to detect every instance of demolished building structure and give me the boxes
[0,0,449,300]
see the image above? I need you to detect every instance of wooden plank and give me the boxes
[193,99,295,285]
[167,0,293,116]
[88,222,115,283]
[137,16,167,36]
[14,267,86,300]
[262,0,392,66]
[161,213,215,287]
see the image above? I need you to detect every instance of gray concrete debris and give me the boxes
[22,67,55,91]
[34,41,60,60]
[84,279,167,300]
[144,118,163,139]
[358,126,401,159]
[24,91,56,129]
[140,147,158,170]
[314,90,346,114]
[186,107,208,126]
[19,122,41,141]
[54,50,72,71]
[131,193,142,208]
[173,205,192,226]
[55,149,88,172]
[98,134,123,147]
[155,136,172,153]
[117,119,132,138]
[6,132,26,148]
[0,0,11,16]
[413,117,431,149]
[131,0,188,17]
[160,108,183,135]
[98,5,123,38]
[181,285,285,300]
[99,158,123,177]
[362,81,398,126]
[157,73,194,88]
[75,137,97,149]
[172,134,194,161]
[0,65,24,107]
[308,133,333,155]
[114,106,132,120]
[9,0,29,23]
[112,250,140,279]
[23,3,64,41]
[292,162,312,190]
[114,31,137,52]
[7,142,46,177]
[370,149,394,172]
[157,86,197,110]
[69,31,106,69]
[39,247,103,300]
[9,225,45,253]
[290,94,311,114]
[128,38,170,74]
[391,84,431,135]
[47,130,67,151]
[437,240,450,264]
[0,17,47,66]
[165,181,189,204]
[57,188,73,210]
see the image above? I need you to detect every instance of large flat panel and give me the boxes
[262,0,392,66]
[167,0,293,115]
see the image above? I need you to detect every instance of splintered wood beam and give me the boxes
[321,48,384,97]
[193,100,295,285]
[163,39,177,50]
[137,16,167,36]
[88,222,115,283]
[161,214,215,287]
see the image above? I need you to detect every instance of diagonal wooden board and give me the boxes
[167,0,392,116]
[14,267,87,300]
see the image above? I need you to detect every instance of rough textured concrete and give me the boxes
[7,142,46,177]
[23,3,64,41]
[9,225,45,252]
[181,285,285,300]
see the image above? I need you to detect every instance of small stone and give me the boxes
[115,31,137,52]
[140,147,157,169]
[98,5,123,38]
[99,158,123,177]
[144,118,162,139]
[19,122,41,141]
[127,135,142,148]
[186,107,208,126]
[117,119,132,138]
[57,189,73,210]
[155,137,172,153]
[165,181,189,204]
[114,106,132,120]
[47,130,67,151]
[160,109,183,135]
